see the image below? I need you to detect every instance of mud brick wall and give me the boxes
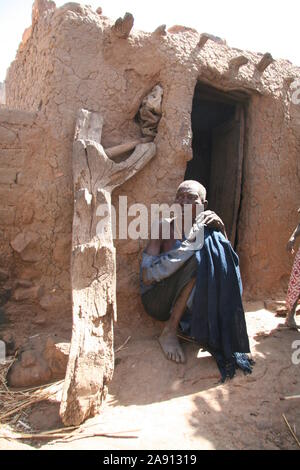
[0,108,38,288]
[3,1,300,332]
[0,108,72,332]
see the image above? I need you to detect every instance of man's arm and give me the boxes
[141,219,194,285]
[287,222,300,254]
[142,220,164,284]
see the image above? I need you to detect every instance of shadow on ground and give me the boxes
[105,304,300,449]
[2,302,300,450]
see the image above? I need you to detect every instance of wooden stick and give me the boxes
[198,33,210,48]
[0,399,44,420]
[113,13,134,39]
[0,392,53,420]
[282,413,300,448]
[229,55,249,70]
[153,25,167,36]
[115,336,131,353]
[280,395,300,401]
[256,53,274,72]
[21,379,64,392]
[39,425,79,435]
[198,33,225,48]
[1,430,140,441]
[67,432,139,441]
[1,379,63,395]
[176,331,198,344]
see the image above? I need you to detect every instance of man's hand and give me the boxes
[195,210,226,236]
[186,210,227,243]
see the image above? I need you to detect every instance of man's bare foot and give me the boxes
[158,329,186,363]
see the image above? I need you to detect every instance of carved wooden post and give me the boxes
[112,12,134,39]
[153,25,167,36]
[198,33,226,48]
[229,55,249,71]
[60,109,156,425]
[256,53,274,72]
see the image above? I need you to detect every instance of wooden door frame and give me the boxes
[191,82,248,246]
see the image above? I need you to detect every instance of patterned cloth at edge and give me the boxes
[286,247,300,311]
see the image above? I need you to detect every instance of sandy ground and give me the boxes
[1,301,300,450]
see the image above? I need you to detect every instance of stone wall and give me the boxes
[3,1,300,333]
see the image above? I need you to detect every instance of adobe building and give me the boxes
[0,0,300,423]
[0,82,5,106]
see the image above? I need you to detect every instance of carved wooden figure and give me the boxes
[60,109,156,425]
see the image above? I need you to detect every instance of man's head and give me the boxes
[175,180,207,205]
[175,180,208,223]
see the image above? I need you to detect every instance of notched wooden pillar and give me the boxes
[153,25,167,36]
[198,32,226,48]
[229,55,249,72]
[112,12,134,39]
[60,109,156,426]
[256,53,274,72]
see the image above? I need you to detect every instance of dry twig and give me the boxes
[115,336,131,353]
[0,359,62,425]
[282,413,300,448]
[280,395,300,401]
[1,428,140,441]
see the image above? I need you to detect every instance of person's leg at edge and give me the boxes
[158,278,196,364]
[285,295,300,329]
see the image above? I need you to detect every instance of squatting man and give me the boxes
[140,180,253,381]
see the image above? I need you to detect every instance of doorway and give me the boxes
[185,82,247,246]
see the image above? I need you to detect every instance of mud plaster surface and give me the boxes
[1,2,300,336]
[1,2,300,447]
[1,303,300,450]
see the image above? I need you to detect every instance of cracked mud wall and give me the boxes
[0,107,72,333]
[0,82,5,106]
[3,2,300,332]
[238,94,300,297]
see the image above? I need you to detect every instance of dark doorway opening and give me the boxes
[185,82,248,246]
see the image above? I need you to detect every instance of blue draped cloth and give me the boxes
[182,228,254,382]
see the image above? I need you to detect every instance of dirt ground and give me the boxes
[1,301,300,450]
